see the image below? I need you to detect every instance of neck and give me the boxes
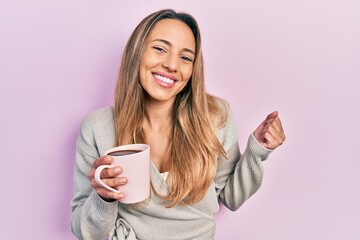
[143,99,173,132]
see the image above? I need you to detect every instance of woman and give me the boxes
[71,9,285,240]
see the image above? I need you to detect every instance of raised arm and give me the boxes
[215,109,285,211]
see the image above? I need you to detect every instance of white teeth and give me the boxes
[154,74,174,84]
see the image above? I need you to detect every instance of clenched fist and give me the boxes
[253,111,286,150]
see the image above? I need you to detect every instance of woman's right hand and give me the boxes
[88,156,128,201]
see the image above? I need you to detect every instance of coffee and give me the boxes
[108,149,142,156]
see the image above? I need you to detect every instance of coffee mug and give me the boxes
[94,144,150,204]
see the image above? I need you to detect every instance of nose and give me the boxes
[162,53,178,72]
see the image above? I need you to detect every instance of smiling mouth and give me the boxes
[153,74,175,84]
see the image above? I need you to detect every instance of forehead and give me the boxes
[147,19,195,51]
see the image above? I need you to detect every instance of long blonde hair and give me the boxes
[114,9,227,207]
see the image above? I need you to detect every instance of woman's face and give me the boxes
[139,18,195,104]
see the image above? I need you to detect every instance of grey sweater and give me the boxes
[70,106,272,240]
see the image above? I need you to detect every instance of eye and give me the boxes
[181,55,193,62]
[153,46,166,53]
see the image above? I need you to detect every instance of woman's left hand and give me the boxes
[253,111,286,150]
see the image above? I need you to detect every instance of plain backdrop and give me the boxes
[1,1,359,239]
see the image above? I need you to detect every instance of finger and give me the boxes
[263,124,285,146]
[269,117,286,141]
[90,177,128,197]
[88,167,95,178]
[100,166,123,178]
[253,118,267,139]
[266,111,278,120]
[95,188,125,201]
[98,177,128,188]
[88,157,118,179]
[258,111,277,130]
[92,156,113,168]
[262,132,280,150]
[254,111,278,137]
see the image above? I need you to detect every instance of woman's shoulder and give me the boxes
[207,94,231,129]
[207,95,238,143]
[77,106,116,154]
[215,97,230,113]
[80,106,114,129]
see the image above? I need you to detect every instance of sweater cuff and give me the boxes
[84,191,119,222]
[248,134,273,161]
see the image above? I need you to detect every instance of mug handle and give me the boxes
[94,165,121,193]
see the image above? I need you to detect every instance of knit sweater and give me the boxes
[70,106,272,240]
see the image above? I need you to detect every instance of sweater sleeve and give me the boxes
[70,113,118,240]
[215,108,272,211]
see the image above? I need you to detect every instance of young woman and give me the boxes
[70,9,285,240]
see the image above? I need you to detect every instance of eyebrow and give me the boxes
[151,38,195,55]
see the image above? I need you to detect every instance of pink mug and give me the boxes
[94,144,150,204]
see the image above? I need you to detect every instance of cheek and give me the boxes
[139,63,150,90]
[139,64,145,84]
[139,55,150,81]
[139,50,150,72]
[183,66,193,82]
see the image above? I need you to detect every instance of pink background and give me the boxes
[1,1,359,239]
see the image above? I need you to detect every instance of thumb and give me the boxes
[253,111,278,139]
[266,111,278,119]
